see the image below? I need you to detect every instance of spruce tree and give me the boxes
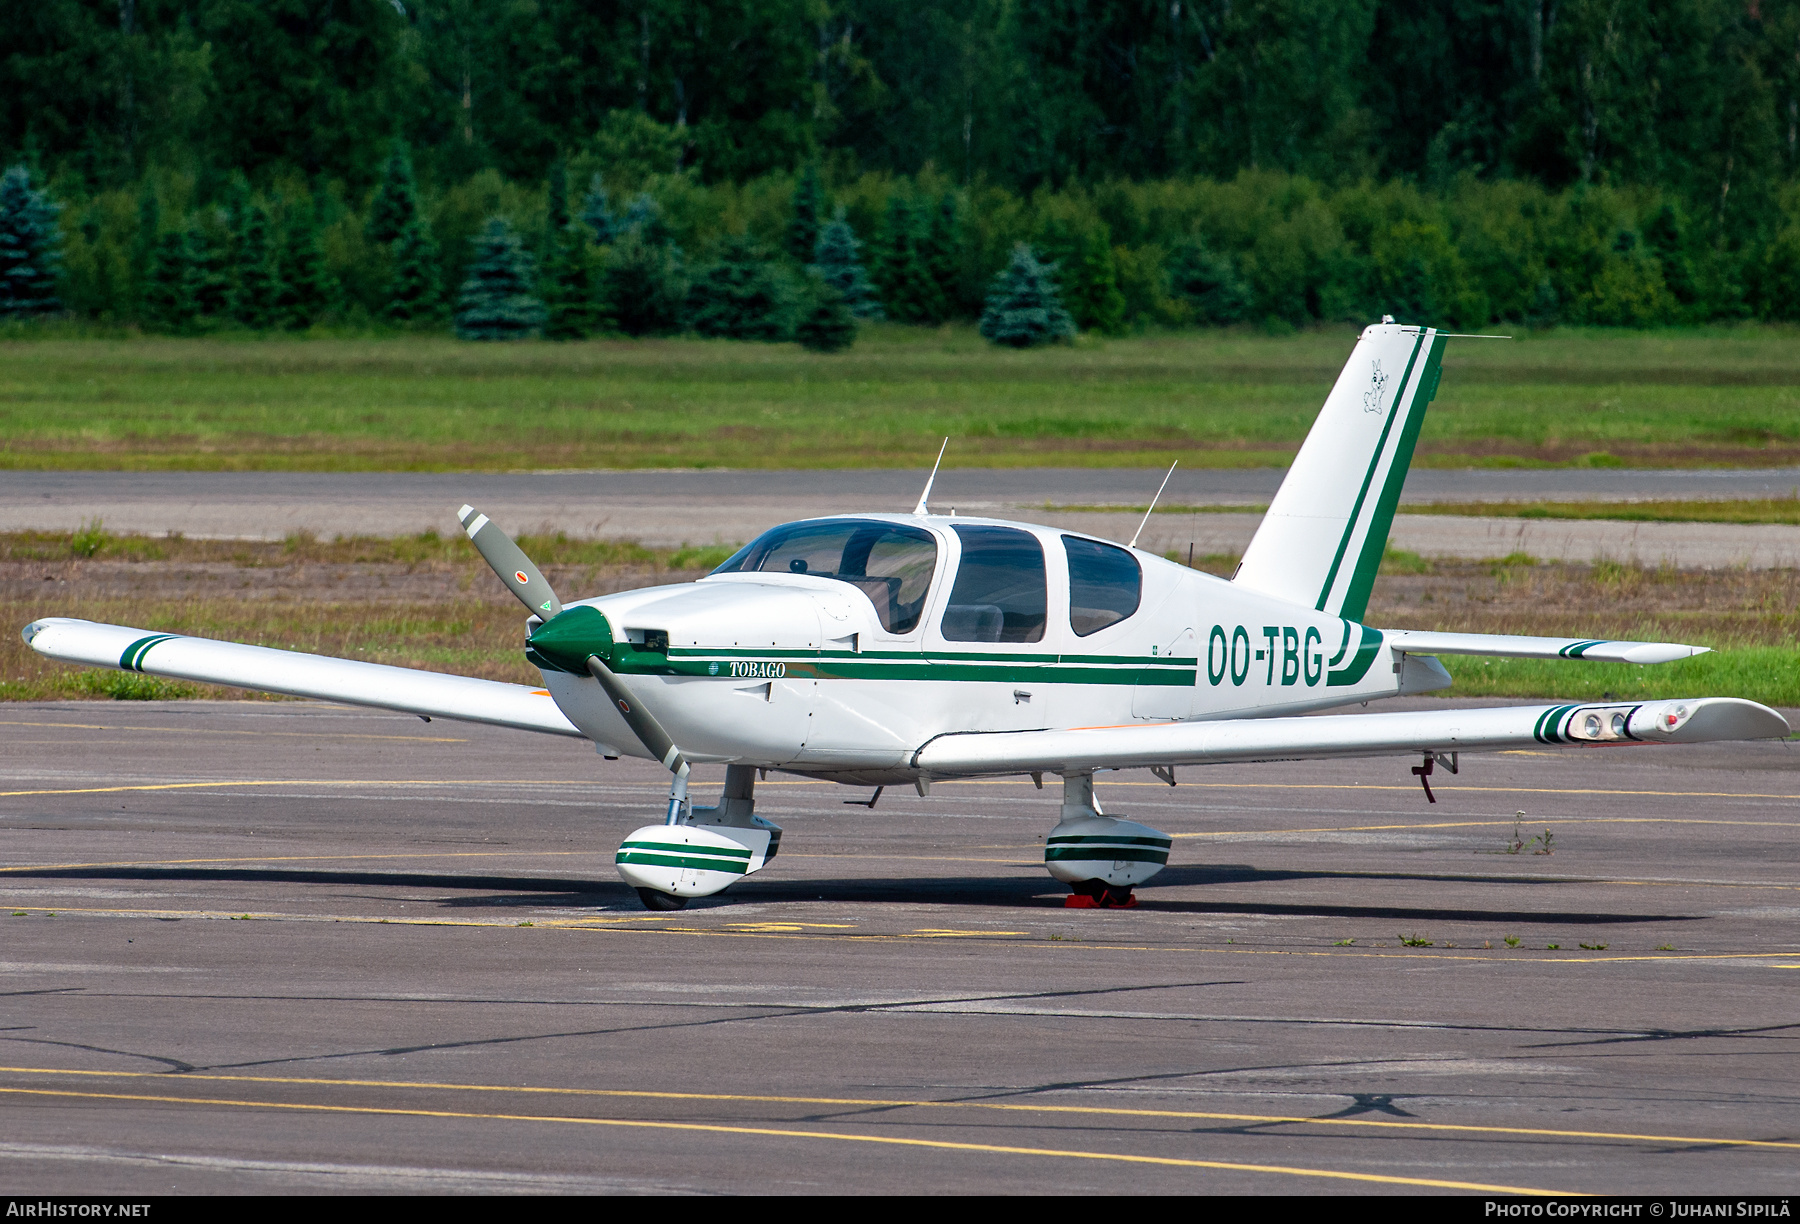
[580,174,616,246]
[368,144,418,245]
[130,188,160,319]
[979,244,1075,348]
[875,196,942,324]
[545,159,571,250]
[811,209,883,319]
[597,231,685,336]
[686,235,790,341]
[142,229,196,333]
[276,202,335,330]
[186,223,233,323]
[542,228,598,340]
[385,216,442,322]
[1645,203,1696,307]
[455,217,545,340]
[1166,239,1247,325]
[620,193,669,246]
[0,166,62,319]
[784,164,823,264]
[920,193,962,320]
[796,276,855,352]
[232,204,281,329]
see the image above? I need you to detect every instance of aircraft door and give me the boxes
[925,524,1052,732]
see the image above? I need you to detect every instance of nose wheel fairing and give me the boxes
[616,763,782,903]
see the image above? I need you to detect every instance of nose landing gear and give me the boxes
[615,765,781,909]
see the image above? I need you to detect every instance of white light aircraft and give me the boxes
[24,322,1790,910]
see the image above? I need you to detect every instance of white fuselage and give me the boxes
[539,514,1435,781]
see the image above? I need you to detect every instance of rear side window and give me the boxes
[941,525,1046,643]
[1064,535,1141,636]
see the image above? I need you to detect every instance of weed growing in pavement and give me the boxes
[1504,935,1521,947]
[1656,944,1676,951]
[1579,942,1608,950]
[1399,934,1434,947]
[1546,943,1562,949]
[1333,939,1354,946]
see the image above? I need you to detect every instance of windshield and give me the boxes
[711,519,939,633]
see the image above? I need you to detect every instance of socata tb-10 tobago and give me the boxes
[24,322,1791,910]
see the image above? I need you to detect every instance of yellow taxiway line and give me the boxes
[2,1064,1788,1157]
[0,1081,1577,1195]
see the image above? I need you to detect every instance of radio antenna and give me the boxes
[1128,461,1178,549]
[912,438,949,515]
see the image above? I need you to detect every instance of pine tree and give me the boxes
[542,228,598,340]
[811,209,883,319]
[796,276,855,352]
[368,144,418,245]
[232,204,281,329]
[597,232,685,336]
[130,188,160,319]
[979,244,1075,348]
[580,174,616,246]
[875,196,942,324]
[276,202,336,330]
[916,193,962,321]
[455,217,545,341]
[186,223,232,322]
[686,235,790,341]
[0,166,62,319]
[1166,240,1248,325]
[141,229,196,333]
[385,216,442,323]
[620,193,669,246]
[784,164,823,264]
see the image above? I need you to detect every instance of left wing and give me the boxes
[1385,630,1708,665]
[23,618,583,738]
[913,697,1788,778]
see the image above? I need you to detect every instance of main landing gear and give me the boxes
[614,764,782,911]
[1045,773,1171,909]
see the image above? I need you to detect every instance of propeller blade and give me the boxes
[585,654,688,776]
[458,505,563,617]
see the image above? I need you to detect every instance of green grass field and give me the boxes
[4,323,1800,470]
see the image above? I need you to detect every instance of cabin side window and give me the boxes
[711,519,938,633]
[1063,535,1142,636]
[940,525,1047,643]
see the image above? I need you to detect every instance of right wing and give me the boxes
[23,618,584,738]
[913,697,1789,778]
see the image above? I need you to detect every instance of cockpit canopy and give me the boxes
[712,517,1147,642]
[712,519,938,633]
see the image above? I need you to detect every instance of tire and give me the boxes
[636,887,689,911]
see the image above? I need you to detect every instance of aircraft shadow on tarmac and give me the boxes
[9,864,1695,925]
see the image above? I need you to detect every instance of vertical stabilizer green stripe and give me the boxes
[1338,332,1448,623]
[1315,332,1429,613]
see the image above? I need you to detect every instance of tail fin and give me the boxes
[1232,322,1447,621]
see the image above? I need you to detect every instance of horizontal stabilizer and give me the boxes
[1386,630,1709,665]
[912,697,1788,778]
[22,617,583,738]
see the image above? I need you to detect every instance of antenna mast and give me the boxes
[1128,461,1179,549]
[912,438,949,515]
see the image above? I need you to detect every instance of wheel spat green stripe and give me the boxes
[619,840,751,859]
[1044,847,1170,865]
[1047,834,1172,848]
[118,634,178,673]
[616,851,751,875]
